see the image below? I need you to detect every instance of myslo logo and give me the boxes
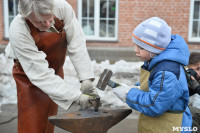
[172,127,198,132]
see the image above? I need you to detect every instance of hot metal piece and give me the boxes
[49,109,132,133]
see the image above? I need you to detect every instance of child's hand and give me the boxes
[112,83,131,103]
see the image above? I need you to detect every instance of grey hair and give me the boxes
[18,0,54,19]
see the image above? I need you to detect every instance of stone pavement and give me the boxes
[0,104,139,133]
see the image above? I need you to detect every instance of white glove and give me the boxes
[75,94,93,110]
[112,83,132,103]
[81,79,99,97]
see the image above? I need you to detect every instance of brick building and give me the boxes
[0,0,200,51]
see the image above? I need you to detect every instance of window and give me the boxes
[78,0,118,41]
[3,0,19,38]
[189,0,200,42]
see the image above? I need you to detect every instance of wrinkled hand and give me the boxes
[112,83,132,103]
[81,79,99,97]
[75,94,94,110]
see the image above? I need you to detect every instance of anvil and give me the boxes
[49,108,132,133]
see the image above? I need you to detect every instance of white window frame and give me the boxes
[3,0,9,38]
[78,0,119,41]
[188,0,200,42]
[3,0,18,38]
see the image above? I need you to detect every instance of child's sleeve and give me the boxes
[126,71,184,117]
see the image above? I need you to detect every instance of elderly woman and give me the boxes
[5,0,98,132]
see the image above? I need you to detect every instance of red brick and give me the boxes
[0,0,200,49]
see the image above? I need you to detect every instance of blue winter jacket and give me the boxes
[126,35,192,132]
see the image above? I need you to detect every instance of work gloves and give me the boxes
[80,79,99,97]
[112,83,132,103]
[79,79,100,109]
[75,94,94,110]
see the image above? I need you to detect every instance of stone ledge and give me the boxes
[87,47,140,62]
[1,45,199,62]
[0,45,140,62]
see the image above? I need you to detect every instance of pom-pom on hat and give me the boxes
[132,17,171,54]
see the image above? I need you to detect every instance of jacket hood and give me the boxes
[148,35,190,70]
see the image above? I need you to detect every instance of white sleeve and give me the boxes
[54,0,94,81]
[9,30,81,110]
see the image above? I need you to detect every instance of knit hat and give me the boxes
[132,17,171,54]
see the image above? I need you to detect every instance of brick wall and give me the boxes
[87,0,200,50]
[0,0,200,50]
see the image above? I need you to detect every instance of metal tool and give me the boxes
[89,69,119,112]
[49,108,132,133]
[96,69,120,91]
[89,96,101,112]
[94,96,100,112]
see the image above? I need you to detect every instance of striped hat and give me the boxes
[132,17,171,54]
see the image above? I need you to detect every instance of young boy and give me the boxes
[112,17,192,133]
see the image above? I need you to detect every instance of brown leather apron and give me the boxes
[12,16,67,133]
[138,68,183,133]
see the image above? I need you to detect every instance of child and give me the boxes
[112,17,192,133]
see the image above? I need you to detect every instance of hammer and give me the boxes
[96,69,120,91]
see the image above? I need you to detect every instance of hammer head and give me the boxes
[96,69,113,91]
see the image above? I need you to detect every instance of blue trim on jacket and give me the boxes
[149,60,180,81]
